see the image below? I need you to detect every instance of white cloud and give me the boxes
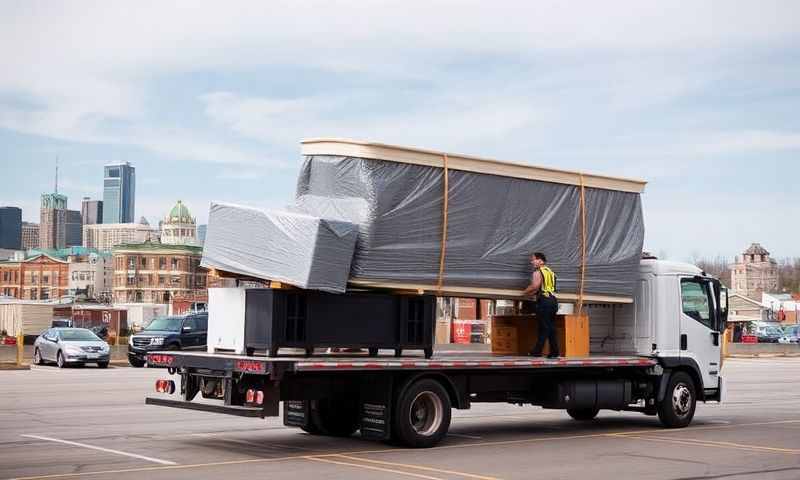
[697,130,800,154]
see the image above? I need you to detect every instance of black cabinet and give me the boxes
[241,290,435,358]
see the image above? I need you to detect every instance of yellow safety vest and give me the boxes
[538,265,557,297]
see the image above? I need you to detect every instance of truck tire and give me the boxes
[393,378,451,448]
[310,399,360,437]
[658,371,696,428]
[567,407,600,421]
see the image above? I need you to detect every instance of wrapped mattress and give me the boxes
[295,139,647,300]
[201,202,358,293]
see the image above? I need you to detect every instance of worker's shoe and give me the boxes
[547,353,560,359]
[529,351,543,357]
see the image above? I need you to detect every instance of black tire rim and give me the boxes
[409,391,443,436]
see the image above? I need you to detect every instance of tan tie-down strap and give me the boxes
[577,173,588,315]
[434,155,589,308]
[436,154,449,294]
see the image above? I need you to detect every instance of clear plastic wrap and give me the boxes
[201,202,358,293]
[295,155,644,297]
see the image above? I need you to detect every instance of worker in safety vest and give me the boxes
[523,252,560,358]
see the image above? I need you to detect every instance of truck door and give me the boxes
[679,277,722,391]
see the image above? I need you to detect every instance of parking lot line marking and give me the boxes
[607,434,800,455]
[12,419,800,480]
[305,456,445,480]
[332,454,500,480]
[19,435,178,466]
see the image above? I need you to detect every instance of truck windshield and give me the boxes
[145,317,183,332]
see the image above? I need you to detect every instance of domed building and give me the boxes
[160,200,197,245]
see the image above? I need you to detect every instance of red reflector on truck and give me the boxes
[236,360,265,373]
[155,379,176,394]
[255,391,264,405]
[246,389,255,403]
[148,354,175,366]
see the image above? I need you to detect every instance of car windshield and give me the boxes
[145,316,183,332]
[58,329,101,341]
[764,327,783,335]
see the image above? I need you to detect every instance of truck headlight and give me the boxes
[150,337,164,346]
[129,336,134,346]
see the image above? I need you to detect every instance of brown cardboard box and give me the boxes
[491,314,589,357]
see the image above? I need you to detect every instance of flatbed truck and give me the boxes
[146,259,728,448]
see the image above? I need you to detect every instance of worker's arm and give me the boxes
[523,270,542,297]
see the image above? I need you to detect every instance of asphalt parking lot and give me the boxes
[1,358,799,480]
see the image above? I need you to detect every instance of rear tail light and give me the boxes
[245,389,264,405]
[155,379,176,394]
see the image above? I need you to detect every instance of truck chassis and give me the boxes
[146,351,717,448]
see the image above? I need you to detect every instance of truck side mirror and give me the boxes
[720,286,729,331]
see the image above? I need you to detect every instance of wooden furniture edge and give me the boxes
[301,138,647,194]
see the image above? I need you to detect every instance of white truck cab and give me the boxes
[590,259,728,403]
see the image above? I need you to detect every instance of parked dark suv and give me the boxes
[127,312,208,367]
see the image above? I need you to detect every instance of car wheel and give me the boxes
[33,348,43,365]
[129,358,145,368]
[97,362,109,369]
[56,351,66,369]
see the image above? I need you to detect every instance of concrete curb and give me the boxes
[0,363,31,371]
[728,353,800,358]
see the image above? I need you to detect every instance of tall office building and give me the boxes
[21,222,39,249]
[81,197,103,225]
[65,210,83,247]
[0,207,22,249]
[40,193,67,249]
[102,162,135,224]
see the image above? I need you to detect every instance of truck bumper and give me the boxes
[145,397,266,418]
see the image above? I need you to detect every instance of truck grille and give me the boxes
[132,337,151,347]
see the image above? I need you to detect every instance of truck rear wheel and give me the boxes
[567,407,600,421]
[310,399,360,437]
[657,371,696,428]
[393,378,451,448]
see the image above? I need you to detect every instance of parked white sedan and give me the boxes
[33,328,111,368]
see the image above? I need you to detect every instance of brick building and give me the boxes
[40,193,68,249]
[112,242,206,304]
[21,222,40,250]
[0,253,70,300]
[730,243,778,300]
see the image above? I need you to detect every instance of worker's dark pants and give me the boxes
[531,295,559,356]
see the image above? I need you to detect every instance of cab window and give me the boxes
[182,317,198,331]
[681,279,713,329]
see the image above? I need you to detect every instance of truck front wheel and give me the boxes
[657,371,696,428]
[393,378,451,448]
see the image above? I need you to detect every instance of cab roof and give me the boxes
[640,259,704,277]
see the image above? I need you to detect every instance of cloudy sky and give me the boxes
[1,1,798,261]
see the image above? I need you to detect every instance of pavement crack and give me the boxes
[669,466,800,480]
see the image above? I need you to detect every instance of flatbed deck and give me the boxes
[149,351,656,373]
